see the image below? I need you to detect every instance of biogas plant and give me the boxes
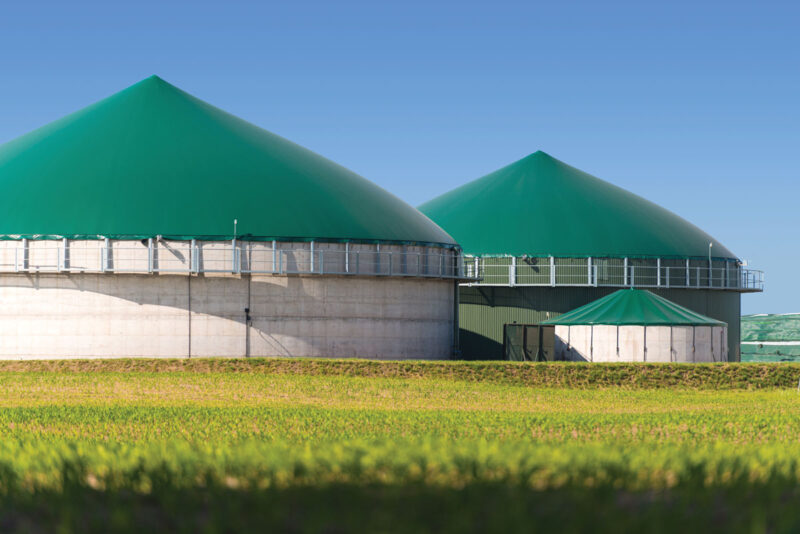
[0,77,763,361]
[0,76,465,360]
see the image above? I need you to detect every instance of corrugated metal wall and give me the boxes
[459,286,741,361]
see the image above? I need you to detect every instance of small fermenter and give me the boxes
[542,289,728,362]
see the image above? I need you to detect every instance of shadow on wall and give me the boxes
[0,273,453,360]
[457,329,502,361]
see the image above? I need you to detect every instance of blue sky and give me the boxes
[0,0,797,313]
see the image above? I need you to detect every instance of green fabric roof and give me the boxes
[541,289,726,326]
[418,151,735,259]
[0,76,456,246]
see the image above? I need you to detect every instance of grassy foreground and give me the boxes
[0,359,798,532]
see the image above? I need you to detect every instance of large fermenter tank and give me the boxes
[419,151,762,361]
[0,76,465,360]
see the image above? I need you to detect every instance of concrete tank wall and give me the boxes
[0,273,455,360]
[553,324,728,362]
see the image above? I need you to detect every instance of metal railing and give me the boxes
[0,240,468,280]
[462,256,764,292]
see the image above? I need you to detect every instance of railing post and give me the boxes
[310,241,315,273]
[474,257,479,279]
[272,240,277,273]
[190,239,197,273]
[550,256,555,286]
[345,243,350,274]
[656,258,661,287]
[696,266,700,287]
[666,266,670,288]
[588,257,593,286]
[631,264,635,287]
[388,251,392,276]
[147,238,153,273]
[510,256,516,287]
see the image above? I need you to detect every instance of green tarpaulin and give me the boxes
[541,289,726,326]
[0,76,456,247]
[419,151,736,259]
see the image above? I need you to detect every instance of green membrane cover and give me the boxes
[419,151,735,259]
[0,76,456,247]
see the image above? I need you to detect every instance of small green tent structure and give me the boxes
[541,289,725,327]
[542,289,728,362]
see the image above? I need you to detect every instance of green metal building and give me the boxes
[419,151,763,361]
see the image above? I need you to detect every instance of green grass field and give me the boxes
[0,359,799,533]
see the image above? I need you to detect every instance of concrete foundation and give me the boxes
[0,273,456,360]
[553,324,728,362]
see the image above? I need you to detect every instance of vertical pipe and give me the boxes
[590,325,594,362]
[187,275,192,359]
[61,238,68,272]
[310,241,315,273]
[656,258,661,287]
[232,238,238,274]
[686,258,690,287]
[588,257,593,286]
[21,238,28,271]
[190,239,197,273]
[452,279,460,358]
[510,256,516,287]
[616,326,620,358]
[345,242,350,274]
[474,257,479,279]
[104,237,110,272]
[272,240,277,273]
[550,256,555,286]
[147,238,153,273]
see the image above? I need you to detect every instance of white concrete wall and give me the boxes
[0,272,455,360]
[553,324,728,362]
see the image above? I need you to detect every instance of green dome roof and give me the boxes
[541,289,726,326]
[0,76,455,247]
[419,151,735,259]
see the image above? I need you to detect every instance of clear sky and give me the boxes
[0,0,796,314]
